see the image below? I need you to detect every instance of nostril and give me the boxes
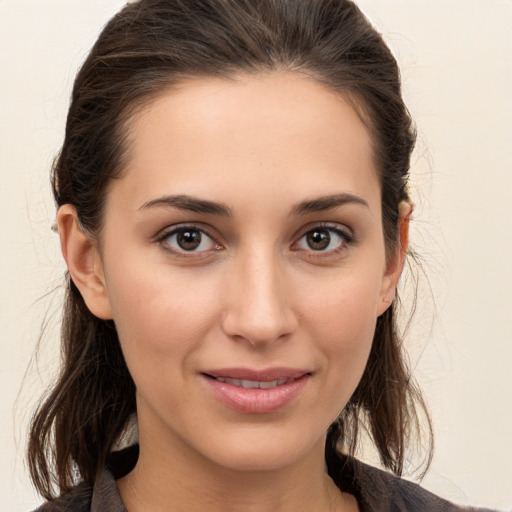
[219,275,297,346]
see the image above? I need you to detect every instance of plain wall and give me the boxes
[1,1,510,510]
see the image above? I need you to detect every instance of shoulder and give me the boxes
[333,456,497,512]
[31,482,92,512]
[31,445,137,512]
[356,461,493,511]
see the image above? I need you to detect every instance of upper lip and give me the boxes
[202,367,311,381]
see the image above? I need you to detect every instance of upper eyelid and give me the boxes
[155,225,221,257]
[153,221,354,249]
[154,223,218,242]
[293,222,353,242]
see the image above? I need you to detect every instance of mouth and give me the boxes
[205,376,297,389]
[201,367,311,413]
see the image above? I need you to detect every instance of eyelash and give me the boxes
[293,223,354,257]
[154,224,221,258]
[154,223,354,258]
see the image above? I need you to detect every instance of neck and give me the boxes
[117,424,355,512]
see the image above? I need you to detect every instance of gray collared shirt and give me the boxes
[33,447,498,512]
[90,467,126,512]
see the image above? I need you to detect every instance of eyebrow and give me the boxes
[290,193,369,215]
[138,192,369,217]
[138,194,232,216]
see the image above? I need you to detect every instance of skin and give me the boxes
[58,72,410,512]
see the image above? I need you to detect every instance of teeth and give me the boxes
[259,380,279,389]
[241,379,260,388]
[215,377,291,389]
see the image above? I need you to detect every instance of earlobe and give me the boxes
[57,205,113,320]
[377,202,412,317]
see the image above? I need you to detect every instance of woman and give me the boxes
[28,0,495,510]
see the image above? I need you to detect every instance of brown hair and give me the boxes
[28,0,432,499]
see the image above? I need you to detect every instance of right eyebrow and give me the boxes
[138,194,232,216]
[290,193,369,215]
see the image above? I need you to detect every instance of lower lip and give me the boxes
[202,375,310,414]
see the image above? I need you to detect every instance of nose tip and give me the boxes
[220,259,297,348]
[222,305,296,348]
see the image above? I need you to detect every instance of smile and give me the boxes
[201,368,311,413]
[211,377,292,389]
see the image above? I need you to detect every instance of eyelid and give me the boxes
[292,222,355,253]
[152,221,354,258]
[154,223,222,256]
[295,222,354,241]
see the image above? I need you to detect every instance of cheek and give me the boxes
[300,266,382,339]
[105,261,222,372]
[298,268,381,398]
[319,282,377,376]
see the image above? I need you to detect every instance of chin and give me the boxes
[210,448,300,473]
[198,426,325,473]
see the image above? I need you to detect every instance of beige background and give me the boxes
[1,1,510,510]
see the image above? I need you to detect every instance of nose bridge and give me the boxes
[221,244,295,346]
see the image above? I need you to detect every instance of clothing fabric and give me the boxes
[33,445,497,512]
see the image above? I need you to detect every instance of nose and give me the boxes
[220,249,297,348]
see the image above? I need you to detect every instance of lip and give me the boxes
[203,367,310,381]
[201,367,311,414]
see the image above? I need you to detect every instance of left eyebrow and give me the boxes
[290,193,369,215]
[138,194,232,216]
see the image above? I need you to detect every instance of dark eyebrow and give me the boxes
[291,193,369,215]
[138,194,232,216]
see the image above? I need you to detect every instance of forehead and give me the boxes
[111,72,379,213]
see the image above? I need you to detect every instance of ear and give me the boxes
[376,202,412,317]
[57,204,113,320]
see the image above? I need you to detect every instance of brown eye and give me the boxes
[295,226,350,253]
[306,229,331,250]
[160,227,218,254]
[176,229,202,251]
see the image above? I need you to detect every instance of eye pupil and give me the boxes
[306,229,330,250]
[177,230,202,250]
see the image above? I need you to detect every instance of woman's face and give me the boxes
[84,72,401,472]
